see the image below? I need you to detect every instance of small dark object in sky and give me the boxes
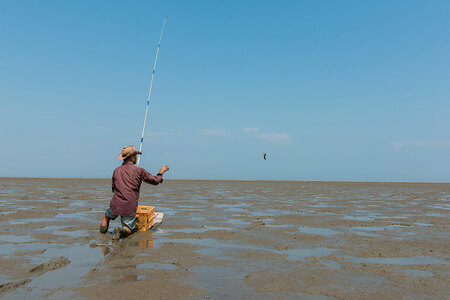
[263,153,267,160]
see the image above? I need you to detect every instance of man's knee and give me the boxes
[121,216,136,231]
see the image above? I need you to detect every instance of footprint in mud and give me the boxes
[29,256,71,275]
[0,279,31,294]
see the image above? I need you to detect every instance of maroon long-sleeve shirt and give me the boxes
[109,161,163,216]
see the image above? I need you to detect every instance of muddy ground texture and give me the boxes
[0,178,449,299]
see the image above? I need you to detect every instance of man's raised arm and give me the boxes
[141,165,169,185]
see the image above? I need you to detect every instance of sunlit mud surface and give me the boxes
[0,178,449,299]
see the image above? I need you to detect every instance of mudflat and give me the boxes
[0,177,449,299]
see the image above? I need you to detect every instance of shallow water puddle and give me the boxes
[174,204,209,209]
[137,262,177,270]
[196,246,225,257]
[347,255,449,265]
[321,260,341,270]
[342,216,374,221]
[0,234,35,243]
[425,212,448,218]
[8,217,63,225]
[157,237,244,251]
[309,203,339,208]
[352,225,413,232]
[0,242,50,258]
[36,225,67,231]
[36,225,92,238]
[251,209,307,218]
[52,230,92,238]
[224,207,250,213]
[3,243,105,299]
[55,212,98,223]
[413,223,433,227]
[214,203,249,208]
[156,237,285,259]
[265,223,296,228]
[69,201,90,207]
[188,265,257,299]
[164,226,232,234]
[348,228,380,237]
[298,226,341,236]
[282,292,336,299]
[403,269,434,277]
[223,218,251,227]
[151,206,177,216]
[427,204,450,210]
[282,247,336,261]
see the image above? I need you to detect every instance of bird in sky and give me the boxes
[263,153,267,160]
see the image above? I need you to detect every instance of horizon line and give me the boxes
[0,176,449,184]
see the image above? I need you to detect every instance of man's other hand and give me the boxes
[159,165,169,174]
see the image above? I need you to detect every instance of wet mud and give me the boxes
[29,256,71,275]
[0,178,449,299]
[0,279,31,294]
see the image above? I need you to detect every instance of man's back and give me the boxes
[110,161,162,216]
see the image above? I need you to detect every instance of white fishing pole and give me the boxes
[137,17,167,167]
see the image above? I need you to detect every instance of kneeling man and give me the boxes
[100,145,169,239]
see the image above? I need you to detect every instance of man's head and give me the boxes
[118,145,142,164]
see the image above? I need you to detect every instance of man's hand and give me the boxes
[159,165,169,174]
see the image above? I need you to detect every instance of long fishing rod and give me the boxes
[137,17,167,167]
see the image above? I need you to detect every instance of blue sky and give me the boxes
[1,0,449,181]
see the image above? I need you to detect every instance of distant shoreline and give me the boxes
[0,176,448,184]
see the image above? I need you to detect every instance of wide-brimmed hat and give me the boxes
[118,145,142,160]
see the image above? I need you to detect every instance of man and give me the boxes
[100,145,169,239]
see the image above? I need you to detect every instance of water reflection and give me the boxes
[137,234,154,249]
[96,232,155,258]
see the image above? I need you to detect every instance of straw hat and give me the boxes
[118,145,142,160]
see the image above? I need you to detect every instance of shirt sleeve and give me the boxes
[112,170,116,193]
[140,168,163,185]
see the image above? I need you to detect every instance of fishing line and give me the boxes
[137,17,167,167]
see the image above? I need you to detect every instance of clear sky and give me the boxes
[1,0,449,181]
